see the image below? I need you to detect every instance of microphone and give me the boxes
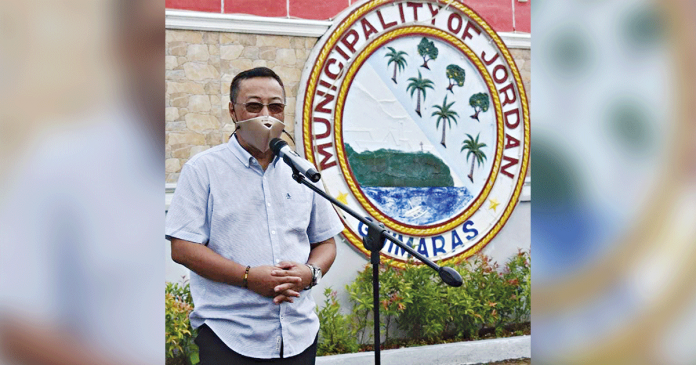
[269,138,321,182]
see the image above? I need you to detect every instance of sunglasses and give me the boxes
[234,102,285,114]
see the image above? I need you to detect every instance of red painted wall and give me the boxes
[166,0,530,33]
[225,0,287,17]
[289,0,351,20]
[461,0,513,32]
[514,0,530,33]
[167,0,220,13]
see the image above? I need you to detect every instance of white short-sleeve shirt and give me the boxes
[165,135,344,359]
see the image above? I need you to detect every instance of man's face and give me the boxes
[229,77,285,123]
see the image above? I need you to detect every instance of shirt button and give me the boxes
[267,202,271,207]
[275,259,280,264]
[271,230,276,235]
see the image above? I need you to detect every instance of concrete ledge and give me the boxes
[316,336,530,365]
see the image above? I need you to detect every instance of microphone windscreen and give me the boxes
[269,138,287,154]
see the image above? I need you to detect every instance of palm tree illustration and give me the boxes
[385,47,408,84]
[417,37,439,70]
[431,96,459,148]
[460,133,487,183]
[406,71,434,117]
[469,92,489,121]
[445,64,465,93]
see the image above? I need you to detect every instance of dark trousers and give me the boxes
[195,324,318,364]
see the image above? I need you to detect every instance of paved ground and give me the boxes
[477,359,530,365]
[316,336,531,365]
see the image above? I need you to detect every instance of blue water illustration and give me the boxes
[361,187,473,226]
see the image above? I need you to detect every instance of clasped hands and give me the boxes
[246,261,313,304]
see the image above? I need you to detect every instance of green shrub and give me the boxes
[446,264,480,339]
[346,251,531,345]
[398,261,449,341]
[376,261,413,344]
[316,287,360,356]
[345,263,374,344]
[345,261,413,346]
[457,254,501,337]
[448,251,531,339]
[165,280,198,365]
[163,251,531,359]
[499,249,531,325]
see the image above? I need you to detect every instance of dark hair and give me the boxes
[230,67,285,104]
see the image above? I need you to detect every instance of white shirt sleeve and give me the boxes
[165,162,212,244]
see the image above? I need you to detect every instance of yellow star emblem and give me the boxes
[337,191,349,205]
[488,198,500,212]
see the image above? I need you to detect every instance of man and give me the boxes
[165,67,344,364]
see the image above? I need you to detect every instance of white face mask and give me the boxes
[235,115,285,153]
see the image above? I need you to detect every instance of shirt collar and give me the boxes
[228,134,253,168]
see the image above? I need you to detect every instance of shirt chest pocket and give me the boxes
[279,190,312,233]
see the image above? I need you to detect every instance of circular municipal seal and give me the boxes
[296,0,529,267]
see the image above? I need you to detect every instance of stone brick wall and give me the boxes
[165,29,530,183]
[510,49,531,103]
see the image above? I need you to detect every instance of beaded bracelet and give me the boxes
[242,266,250,288]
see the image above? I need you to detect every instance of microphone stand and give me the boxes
[288,166,463,365]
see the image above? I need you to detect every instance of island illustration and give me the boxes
[345,143,473,226]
